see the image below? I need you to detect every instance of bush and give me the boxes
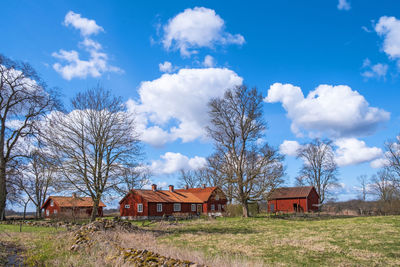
[226,203,259,217]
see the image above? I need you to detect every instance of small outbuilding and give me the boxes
[41,195,106,219]
[119,184,227,219]
[267,186,319,213]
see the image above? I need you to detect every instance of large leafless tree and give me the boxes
[206,85,285,217]
[0,55,58,220]
[296,139,338,205]
[16,149,56,218]
[383,135,400,188]
[369,170,398,201]
[44,87,141,221]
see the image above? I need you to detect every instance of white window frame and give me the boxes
[191,204,196,212]
[157,203,162,212]
[173,203,181,212]
[211,204,215,211]
[215,195,219,201]
[54,209,58,214]
[137,203,143,212]
[46,210,49,216]
[50,200,54,207]
[125,204,130,209]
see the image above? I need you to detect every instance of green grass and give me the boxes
[156,215,400,266]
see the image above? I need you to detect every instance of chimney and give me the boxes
[202,184,206,189]
[169,185,174,192]
[72,193,77,198]
[184,185,189,190]
[151,184,157,191]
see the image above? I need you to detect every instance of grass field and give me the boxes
[0,215,399,266]
[156,215,400,266]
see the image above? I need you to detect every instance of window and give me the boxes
[54,210,58,214]
[137,203,143,212]
[157,203,162,212]
[125,205,130,209]
[50,200,54,207]
[173,203,181,212]
[215,195,219,201]
[211,204,215,211]
[46,210,49,216]
[218,204,221,211]
[191,204,196,212]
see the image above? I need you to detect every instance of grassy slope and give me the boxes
[1,216,399,266]
[158,216,400,266]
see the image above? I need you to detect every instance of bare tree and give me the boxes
[384,135,400,189]
[296,139,338,205]
[370,170,397,202]
[16,149,56,218]
[177,169,205,188]
[357,175,368,201]
[114,165,150,196]
[206,85,285,217]
[44,87,141,221]
[0,55,58,220]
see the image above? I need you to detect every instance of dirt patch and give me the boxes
[0,241,25,266]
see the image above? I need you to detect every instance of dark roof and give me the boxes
[120,186,219,204]
[41,196,106,209]
[268,186,315,200]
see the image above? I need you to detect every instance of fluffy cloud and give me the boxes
[162,7,245,56]
[203,55,215,67]
[361,59,388,80]
[52,11,121,80]
[337,0,351,11]
[334,138,383,166]
[128,67,243,146]
[64,11,104,36]
[279,140,301,157]
[150,152,207,174]
[375,16,400,66]
[265,83,390,138]
[159,61,174,73]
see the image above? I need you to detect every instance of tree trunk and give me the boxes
[0,161,7,221]
[242,201,249,217]
[90,199,99,222]
[23,203,28,220]
[36,206,42,219]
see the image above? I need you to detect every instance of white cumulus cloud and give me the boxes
[150,152,207,175]
[162,7,245,57]
[203,55,215,67]
[334,138,383,166]
[265,83,390,138]
[361,59,388,80]
[159,61,174,73]
[128,67,243,146]
[337,0,351,11]
[52,11,121,80]
[375,16,400,67]
[64,11,104,36]
[279,140,301,157]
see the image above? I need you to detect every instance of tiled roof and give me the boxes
[268,186,315,200]
[122,186,218,204]
[42,196,106,209]
[175,187,218,202]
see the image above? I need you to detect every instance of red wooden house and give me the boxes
[267,186,319,213]
[41,195,106,219]
[119,184,227,219]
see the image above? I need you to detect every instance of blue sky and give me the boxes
[2,0,400,206]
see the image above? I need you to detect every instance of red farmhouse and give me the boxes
[119,184,227,219]
[267,186,319,213]
[41,195,106,219]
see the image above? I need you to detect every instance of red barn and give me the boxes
[119,184,227,219]
[41,195,106,219]
[267,186,319,213]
